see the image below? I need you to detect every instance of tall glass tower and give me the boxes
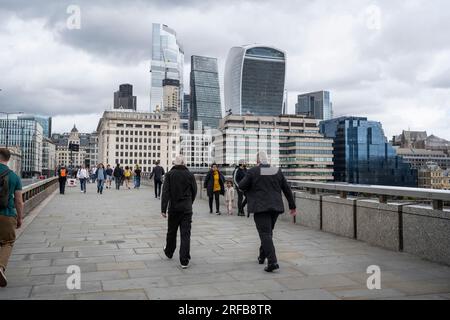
[295,91,333,121]
[320,117,417,187]
[150,23,184,112]
[190,55,222,129]
[224,45,286,116]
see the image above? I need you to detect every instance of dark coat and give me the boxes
[161,165,197,214]
[238,164,296,215]
[113,167,123,178]
[150,165,165,181]
[203,169,225,197]
[232,166,247,189]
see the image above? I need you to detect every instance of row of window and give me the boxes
[115,130,162,136]
[115,137,161,143]
[115,152,161,158]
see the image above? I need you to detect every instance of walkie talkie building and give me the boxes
[224,45,286,116]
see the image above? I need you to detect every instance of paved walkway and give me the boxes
[1,184,450,300]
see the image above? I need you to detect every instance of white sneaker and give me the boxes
[180,262,189,269]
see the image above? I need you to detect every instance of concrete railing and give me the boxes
[22,177,59,216]
[193,174,450,266]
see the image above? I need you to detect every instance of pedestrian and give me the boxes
[113,164,124,190]
[204,163,225,215]
[224,180,235,215]
[0,148,24,287]
[150,160,165,199]
[238,151,296,272]
[91,166,97,184]
[124,166,132,189]
[77,165,89,193]
[233,160,248,216]
[96,163,107,194]
[134,165,142,189]
[57,165,68,194]
[105,164,113,189]
[161,155,197,269]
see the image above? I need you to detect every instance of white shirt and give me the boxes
[77,168,89,179]
[225,186,235,201]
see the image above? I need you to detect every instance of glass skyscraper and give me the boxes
[224,45,286,116]
[18,114,52,138]
[150,23,184,112]
[190,55,222,129]
[320,117,417,187]
[0,118,44,177]
[114,84,137,111]
[295,91,333,121]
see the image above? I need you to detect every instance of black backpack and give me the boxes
[0,169,10,210]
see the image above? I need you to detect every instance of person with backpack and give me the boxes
[0,148,24,287]
[113,164,124,190]
[77,165,89,193]
[57,165,68,194]
[124,166,132,189]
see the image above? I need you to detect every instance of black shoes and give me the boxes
[258,257,265,265]
[264,263,279,272]
[180,261,190,269]
[163,247,173,259]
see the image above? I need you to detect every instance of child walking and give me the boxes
[224,180,235,215]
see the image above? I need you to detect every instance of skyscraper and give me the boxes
[320,117,417,187]
[162,79,180,112]
[295,91,333,121]
[150,23,184,112]
[190,55,222,129]
[18,114,52,138]
[224,45,286,116]
[114,84,137,111]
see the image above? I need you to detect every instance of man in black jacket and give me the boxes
[239,151,296,272]
[113,164,124,190]
[233,160,247,216]
[161,155,197,269]
[150,160,165,199]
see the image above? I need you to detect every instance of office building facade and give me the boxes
[224,45,286,116]
[214,114,334,181]
[42,138,57,177]
[320,117,417,187]
[97,111,180,172]
[190,55,222,129]
[18,114,52,138]
[295,91,333,121]
[150,23,184,112]
[114,84,137,111]
[180,129,213,172]
[0,118,43,177]
[418,162,450,190]
[162,79,181,112]
[53,125,89,169]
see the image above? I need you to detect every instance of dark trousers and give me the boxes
[237,190,247,215]
[154,179,162,198]
[165,211,193,264]
[80,178,87,192]
[208,191,220,213]
[59,178,66,194]
[254,211,279,265]
[115,178,121,190]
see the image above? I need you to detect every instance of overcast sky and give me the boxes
[1,0,449,139]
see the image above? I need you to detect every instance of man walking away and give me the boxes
[113,164,123,190]
[150,161,165,199]
[239,151,296,273]
[233,160,247,216]
[105,164,113,189]
[161,155,197,269]
[58,165,68,194]
[0,148,24,287]
[134,165,142,189]
[77,165,89,193]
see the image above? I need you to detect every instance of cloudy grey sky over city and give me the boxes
[1,0,449,139]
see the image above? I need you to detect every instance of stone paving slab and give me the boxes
[0,184,449,300]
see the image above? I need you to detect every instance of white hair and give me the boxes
[257,151,269,165]
[174,155,186,166]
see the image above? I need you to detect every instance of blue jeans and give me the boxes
[80,178,87,192]
[134,176,141,189]
[97,179,105,193]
